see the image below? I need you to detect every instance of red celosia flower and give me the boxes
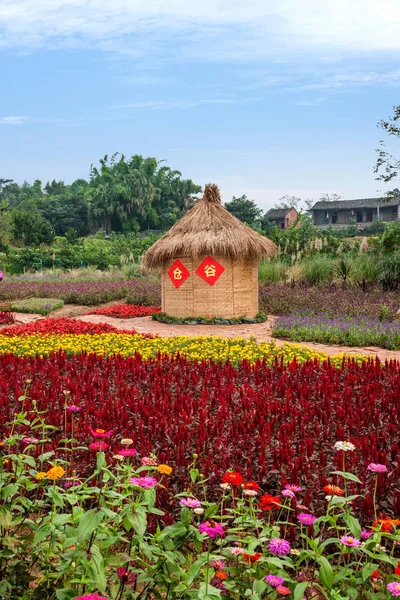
[260,494,280,511]
[323,485,344,496]
[89,427,113,438]
[242,552,262,563]
[88,304,161,319]
[221,471,244,486]
[0,318,142,336]
[372,518,400,533]
[243,481,260,491]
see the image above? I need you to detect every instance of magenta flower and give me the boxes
[284,484,302,493]
[180,497,202,508]
[340,536,361,547]
[199,521,225,538]
[89,441,109,451]
[361,529,373,539]
[22,437,39,444]
[89,427,113,438]
[298,513,317,526]
[129,476,158,488]
[210,560,226,569]
[66,405,80,413]
[265,575,285,587]
[387,582,400,597]
[367,463,388,473]
[282,489,295,498]
[117,448,137,457]
[117,567,136,585]
[268,538,291,556]
[64,481,80,488]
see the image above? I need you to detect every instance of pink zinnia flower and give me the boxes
[387,582,400,597]
[282,489,295,498]
[199,521,224,538]
[367,463,388,473]
[89,427,113,438]
[117,448,137,457]
[210,560,225,569]
[141,456,158,466]
[284,484,302,493]
[89,441,109,451]
[265,575,285,587]
[129,476,158,488]
[229,546,244,555]
[22,437,39,444]
[276,585,291,596]
[361,529,373,539]
[340,536,360,547]
[66,405,80,413]
[268,538,291,556]
[180,497,201,508]
[64,481,80,488]
[75,594,108,600]
[298,513,317,526]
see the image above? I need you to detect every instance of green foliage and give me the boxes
[224,195,262,225]
[381,221,400,252]
[303,256,335,285]
[11,297,64,315]
[379,252,400,290]
[258,259,288,282]
[152,312,267,325]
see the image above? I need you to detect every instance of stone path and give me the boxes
[9,310,399,362]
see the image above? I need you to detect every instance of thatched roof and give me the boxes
[143,183,277,269]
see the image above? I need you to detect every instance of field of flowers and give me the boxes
[88,304,161,318]
[273,314,400,350]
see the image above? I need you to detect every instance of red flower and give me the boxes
[215,570,227,580]
[395,562,400,576]
[260,494,280,511]
[323,485,344,496]
[89,441,109,451]
[243,481,260,491]
[222,471,244,486]
[372,518,400,533]
[371,570,380,580]
[89,427,113,438]
[88,304,161,319]
[242,552,261,563]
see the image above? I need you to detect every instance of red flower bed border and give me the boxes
[1,352,399,520]
[0,318,140,336]
[87,304,161,319]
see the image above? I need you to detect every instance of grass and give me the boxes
[11,298,64,316]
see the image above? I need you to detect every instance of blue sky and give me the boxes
[0,0,399,210]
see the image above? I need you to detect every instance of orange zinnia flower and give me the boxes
[215,570,227,580]
[323,485,344,496]
[372,518,400,533]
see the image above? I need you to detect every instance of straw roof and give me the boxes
[143,183,277,269]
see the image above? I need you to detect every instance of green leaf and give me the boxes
[185,557,208,586]
[198,582,222,600]
[361,563,379,581]
[190,468,199,484]
[56,588,76,600]
[89,544,106,593]
[343,514,361,539]
[34,524,53,544]
[253,580,267,596]
[331,471,362,484]
[294,582,310,600]
[131,507,147,537]
[96,451,106,472]
[317,556,333,590]
[0,484,18,499]
[77,508,104,541]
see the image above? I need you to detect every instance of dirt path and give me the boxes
[6,310,400,362]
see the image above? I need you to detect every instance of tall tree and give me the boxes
[225,195,262,225]
[375,105,400,185]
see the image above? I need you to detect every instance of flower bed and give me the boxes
[88,303,161,318]
[0,332,354,364]
[152,311,267,325]
[11,297,64,315]
[0,318,141,336]
[1,353,399,522]
[259,283,400,319]
[0,310,14,325]
[273,314,400,350]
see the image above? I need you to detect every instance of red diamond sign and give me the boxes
[167,259,190,288]
[195,256,225,286]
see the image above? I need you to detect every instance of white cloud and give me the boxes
[0,0,399,60]
[0,116,31,125]
[116,98,234,110]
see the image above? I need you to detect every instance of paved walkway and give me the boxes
[7,311,400,362]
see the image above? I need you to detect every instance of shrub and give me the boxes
[258,259,288,283]
[0,311,14,325]
[379,253,400,290]
[303,256,334,285]
[11,297,64,315]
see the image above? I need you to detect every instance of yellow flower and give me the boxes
[46,466,65,480]
[36,471,48,480]
[157,464,173,476]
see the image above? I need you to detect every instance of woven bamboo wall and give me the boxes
[162,256,258,318]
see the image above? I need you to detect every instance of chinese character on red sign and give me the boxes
[195,256,225,286]
[167,259,190,288]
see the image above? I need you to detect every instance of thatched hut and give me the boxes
[143,184,277,319]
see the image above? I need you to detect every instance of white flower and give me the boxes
[334,441,356,452]
[220,483,231,491]
[325,495,332,501]
[243,489,258,496]
[193,508,204,515]
[374,544,387,553]
[121,438,134,446]
[113,454,124,461]
[290,549,300,555]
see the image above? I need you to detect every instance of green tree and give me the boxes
[12,202,54,246]
[224,195,262,225]
[375,105,400,184]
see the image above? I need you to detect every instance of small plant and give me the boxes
[335,256,355,285]
[11,297,64,315]
[0,310,14,325]
[152,312,268,325]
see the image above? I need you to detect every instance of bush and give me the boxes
[11,297,64,315]
[303,256,335,285]
[379,253,400,290]
[258,259,288,282]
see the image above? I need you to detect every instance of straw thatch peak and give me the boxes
[142,183,277,269]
